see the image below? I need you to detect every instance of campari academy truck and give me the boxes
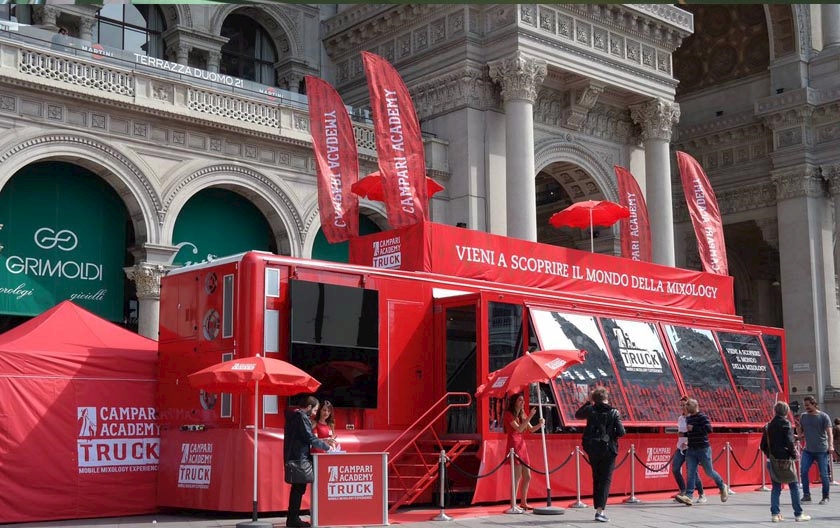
[156,221,786,513]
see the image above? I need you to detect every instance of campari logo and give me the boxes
[178,443,213,489]
[76,406,160,475]
[326,463,375,500]
[371,236,401,269]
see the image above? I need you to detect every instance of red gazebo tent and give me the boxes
[0,301,159,523]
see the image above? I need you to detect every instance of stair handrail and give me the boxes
[385,391,472,462]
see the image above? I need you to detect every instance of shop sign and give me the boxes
[0,169,126,321]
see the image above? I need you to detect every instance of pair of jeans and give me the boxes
[800,450,830,499]
[684,446,725,498]
[589,454,616,510]
[287,483,307,522]
[672,448,704,495]
[769,462,803,516]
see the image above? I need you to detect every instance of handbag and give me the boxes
[284,458,314,484]
[764,426,798,484]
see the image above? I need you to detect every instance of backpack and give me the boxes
[583,408,615,457]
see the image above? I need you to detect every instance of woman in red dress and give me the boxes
[504,393,543,512]
[311,400,335,454]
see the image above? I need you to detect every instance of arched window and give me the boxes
[96,4,166,58]
[220,14,277,85]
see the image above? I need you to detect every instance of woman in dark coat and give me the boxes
[760,401,810,523]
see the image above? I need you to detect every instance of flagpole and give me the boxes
[589,208,594,252]
[533,379,564,516]
[252,379,259,522]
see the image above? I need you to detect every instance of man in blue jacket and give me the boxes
[284,396,335,527]
[675,398,729,506]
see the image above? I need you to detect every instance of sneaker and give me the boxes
[819,497,829,505]
[675,494,693,506]
[696,495,708,504]
[286,520,311,528]
[720,486,729,503]
[801,495,812,502]
[795,513,812,522]
[595,512,610,522]
[771,514,784,523]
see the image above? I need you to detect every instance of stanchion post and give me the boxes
[569,446,588,508]
[505,449,521,514]
[724,442,736,495]
[757,450,770,491]
[431,449,453,521]
[623,444,641,504]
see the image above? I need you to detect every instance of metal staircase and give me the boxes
[385,392,475,512]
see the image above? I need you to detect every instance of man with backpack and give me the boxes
[576,387,625,522]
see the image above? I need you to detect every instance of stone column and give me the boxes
[823,163,840,394]
[773,165,838,401]
[175,44,190,65]
[630,99,680,266]
[207,51,221,73]
[488,53,546,241]
[124,262,169,340]
[36,6,59,31]
[822,3,840,50]
[78,18,95,42]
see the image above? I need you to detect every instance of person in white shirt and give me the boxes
[673,396,705,503]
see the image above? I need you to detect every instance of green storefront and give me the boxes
[0,162,128,321]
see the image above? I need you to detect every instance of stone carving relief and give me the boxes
[630,99,680,142]
[771,165,826,201]
[488,53,547,104]
[412,67,497,118]
[125,262,169,300]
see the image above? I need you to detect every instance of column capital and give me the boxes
[754,218,779,250]
[125,262,171,300]
[630,99,680,142]
[771,165,826,201]
[488,53,547,104]
[822,163,840,196]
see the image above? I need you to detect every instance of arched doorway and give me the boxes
[535,162,617,254]
[0,161,132,331]
[171,188,276,266]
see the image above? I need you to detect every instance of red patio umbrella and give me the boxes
[350,171,445,201]
[548,200,630,252]
[476,349,586,514]
[188,355,320,525]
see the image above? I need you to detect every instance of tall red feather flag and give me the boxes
[305,75,359,243]
[676,151,729,275]
[361,51,428,228]
[614,166,652,262]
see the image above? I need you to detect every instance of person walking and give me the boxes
[797,395,834,504]
[673,395,705,503]
[576,387,625,523]
[761,401,811,522]
[832,418,840,463]
[675,398,728,506]
[504,393,543,512]
[284,396,335,528]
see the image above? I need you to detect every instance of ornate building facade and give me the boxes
[0,3,839,413]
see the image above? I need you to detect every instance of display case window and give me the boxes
[716,331,781,423]
[600,318,683,423]
[664,325,744,423]
[530,309,627,425]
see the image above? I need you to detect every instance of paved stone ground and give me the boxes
[8,485,840,528]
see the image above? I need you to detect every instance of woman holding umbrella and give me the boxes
[505,393,544,512]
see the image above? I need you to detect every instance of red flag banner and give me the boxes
[614,166,652,262]
[305,75,359,243]
[361,51,428,228]
[677,151,729,275]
